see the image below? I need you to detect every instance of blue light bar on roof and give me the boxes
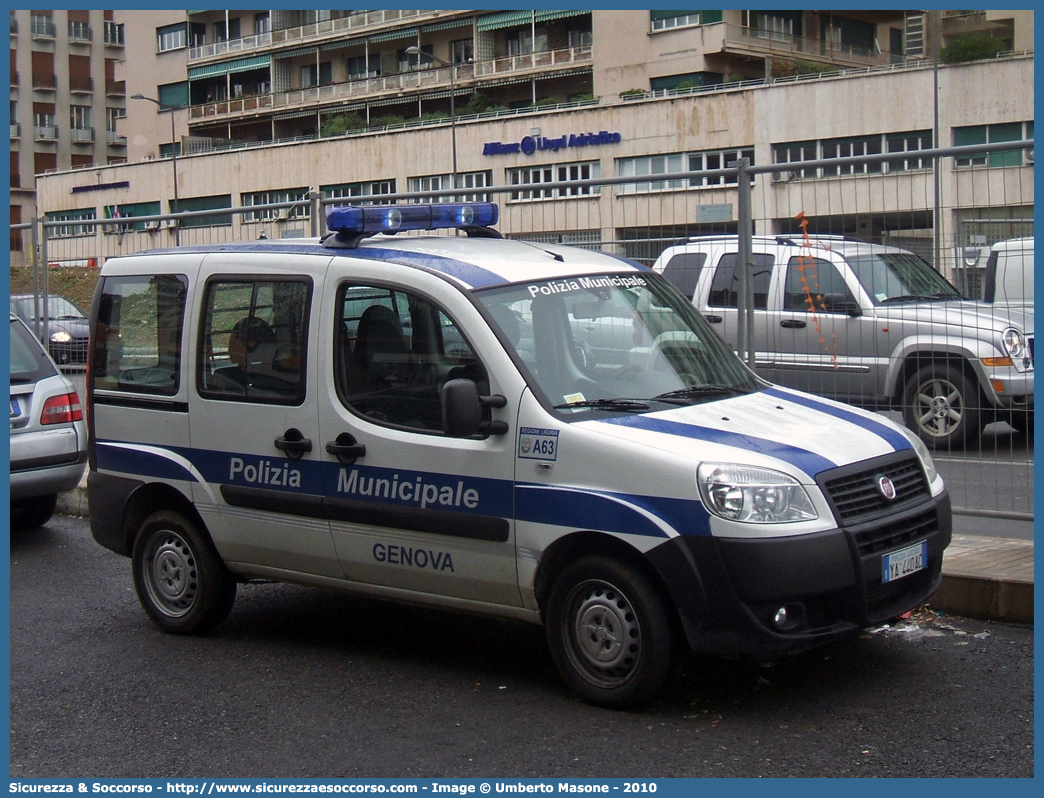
[326,202,499,236]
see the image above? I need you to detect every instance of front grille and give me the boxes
[819,452,930,526]
[850,505,938,557]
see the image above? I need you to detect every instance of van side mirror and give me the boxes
[822,293,862,317]
[442,379,509,438]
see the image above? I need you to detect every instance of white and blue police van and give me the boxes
[86,202,951,708]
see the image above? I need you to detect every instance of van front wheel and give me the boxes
[132,510,236,634]
[545,556,676,709]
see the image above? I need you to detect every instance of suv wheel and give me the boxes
[902,364,981,449]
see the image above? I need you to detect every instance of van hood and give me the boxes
[876,299,1033,335]
[586,385,913,481]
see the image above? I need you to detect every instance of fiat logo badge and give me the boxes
[876,475,897,501]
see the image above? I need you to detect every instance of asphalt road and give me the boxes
[9,514,1034,779]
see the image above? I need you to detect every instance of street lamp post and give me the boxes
[406,46,457,197]
[131,93,180,243]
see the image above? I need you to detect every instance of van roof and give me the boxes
[666,234,918,256]
[990,237,1034,251]
[105,233,648,292]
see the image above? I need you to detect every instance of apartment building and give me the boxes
[9,10,127,254]
[26,10,1034,279]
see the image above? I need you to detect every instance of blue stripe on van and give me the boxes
[515,483,710,538]
[352,247,508,289]
[763,387,911,452]
[596,416,837,478]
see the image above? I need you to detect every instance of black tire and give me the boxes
[545,555,677,709]
[902,364,981,450]
[11,494,58,529]
[131,510,236,634]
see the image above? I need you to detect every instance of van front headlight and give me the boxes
[899,427,939,484]
[697,463,818,524]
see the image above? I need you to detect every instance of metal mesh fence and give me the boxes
[13,141,1033,517]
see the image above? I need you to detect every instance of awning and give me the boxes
[227,55,270,74]
[369,26,418,43]
[273,109,319,121]
[188,62,229,80]
[477,11,533,32]
[478,10,588,31]
[321,37,366,52]
[276,46,318,59]
[422,19,473,33]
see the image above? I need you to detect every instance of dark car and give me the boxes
[10,294,91,366]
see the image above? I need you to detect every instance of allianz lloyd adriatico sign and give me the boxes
[482,130,622,156]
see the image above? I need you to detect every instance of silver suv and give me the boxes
[653,235,1034,447]
[10,313,87,528]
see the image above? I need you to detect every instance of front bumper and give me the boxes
[649,490,952,658]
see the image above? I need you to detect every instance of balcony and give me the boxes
[189,45,594,123]
[105,79,126,96]
[70,127,95,142]
[30,18,56,39]
[68,22,93,43]
[10,17,17,34]
[188,9,441,63]
[104,21,125,46]
[720,23,894,69]
[11,122,21,138]
[10,70,17,86]
[32,72,58,90]
[69,76,95,94]
[34,125,58,141]
[107,130,128,145]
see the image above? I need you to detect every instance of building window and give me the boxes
[323,180,395,205]
[254,13,270,36]
[507,161,600,202]
[70,105,92,129]
[954,122,1032,168]
[507,26,547,56]
[398,45,432,72]
[821,135,883,176]
[617,153,688,193]
[157,24,187,52]
[451,39,473,64]
[30,13,56,38]
[689,147,755,185]
[347,54,381,79]
[886,130,933,171]
[242,189,309,222]
[157,82,190,109]
[650,11,722,32]
[408,171,492,203]
[213,18,241,43]
[46,209,97,238]
[104,20,124,46]
[68,20,93,42]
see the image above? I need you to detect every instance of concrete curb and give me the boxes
[58,479,1032,625]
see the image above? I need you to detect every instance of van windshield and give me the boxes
[475,271,760,413]
[846,252,963,305]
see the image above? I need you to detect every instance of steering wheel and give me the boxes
[606,363,644,382]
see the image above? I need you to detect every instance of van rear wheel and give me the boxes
[545,555,676,709]
[902,365,981,450]
[132,510,236,634]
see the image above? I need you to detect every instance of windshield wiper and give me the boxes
[553,398,650,411]
[651,384,749,404]
[880,293,955,304]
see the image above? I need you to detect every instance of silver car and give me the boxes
[10,313,87,528]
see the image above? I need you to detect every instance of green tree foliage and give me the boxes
[939,33,1006,64]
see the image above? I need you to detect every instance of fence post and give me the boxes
[309,190,322,237]
[737,157,755,370]
[39,220,50,344]
[29,219,42,340]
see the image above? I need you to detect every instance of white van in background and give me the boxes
[983,237,1034,312]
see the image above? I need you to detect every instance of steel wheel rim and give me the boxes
[142,529,198,618]
[914,377,964,438]
[564,579,642,688]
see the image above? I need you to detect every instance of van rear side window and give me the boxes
[94,275,187,395]
[197,278,311,405]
